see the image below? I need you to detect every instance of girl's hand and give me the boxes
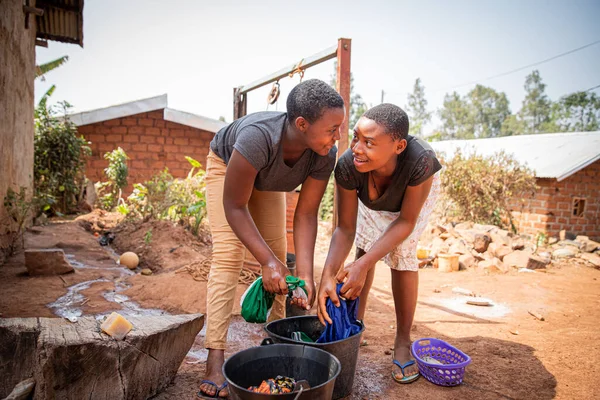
[261,260,289,295]
[317,275,340,325]
[336,259,370,300]
[290,278,315,310]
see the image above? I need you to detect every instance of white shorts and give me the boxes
[355,172,441,271]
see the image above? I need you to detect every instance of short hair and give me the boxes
[362,103,410,141]
[287,79,344,124]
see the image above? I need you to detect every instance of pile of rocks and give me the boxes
[418,222,600,273]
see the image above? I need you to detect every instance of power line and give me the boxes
[438,39,600,92]
[585,84,600,92]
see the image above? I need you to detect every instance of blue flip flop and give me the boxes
[392,359,420,384]
[198,380,229,399]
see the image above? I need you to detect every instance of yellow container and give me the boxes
[417,247,430,260]
[438,253,459,272]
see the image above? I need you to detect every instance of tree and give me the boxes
[469,84,511,138]
[36,55,69,80]
[406,78,431,137]
[438,92,472,139]
[550,91,600,132]
[36,55,69,107]
[520,70,551,134]
[500,114,526,136]
[438,86,511,139]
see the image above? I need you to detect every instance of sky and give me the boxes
[35,0,600,134]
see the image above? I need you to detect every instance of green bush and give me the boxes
[318,176,335,221]
[34,101,91,214]
[96,147,129,210]
[438,150,537,230]
[126,157,207,235]
[2,187,40,255]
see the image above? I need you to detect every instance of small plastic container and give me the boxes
[411,338,471,387]
[437,253,459,272]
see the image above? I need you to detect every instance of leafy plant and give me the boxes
[34,101,91,214]
[36,55,69,80]
[318,176,335,221]
[96,147,129,211]
[438,150,537,230]
[127,168,173,219]
[2,187,43,255]
[144,229,153,244]
[126,157,207,235]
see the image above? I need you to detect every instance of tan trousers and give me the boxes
[204,150,287,350]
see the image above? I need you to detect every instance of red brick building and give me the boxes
[431,132,600,241]
[71,95,226,193]
[72,96,301,257]
[510,159,599,240]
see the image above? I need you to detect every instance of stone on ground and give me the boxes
[478,258,506,273]
[527,255,550,270]
[459,253,476,269]
[580,252,600,267]
[24,249,74,276]
[503,250,533,269]
[474,233,492,253]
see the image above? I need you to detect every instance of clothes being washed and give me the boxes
[291,331,315,343]
[241,276,307,323]
[317,283,362,343]
[248,376,296,394]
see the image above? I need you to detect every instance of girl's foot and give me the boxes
[199,350,229,398]
[392,342,419,383]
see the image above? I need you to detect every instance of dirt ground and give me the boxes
[1,214,599,399]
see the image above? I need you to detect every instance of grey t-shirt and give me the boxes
[210,111,336,192]
[335,136,442,212]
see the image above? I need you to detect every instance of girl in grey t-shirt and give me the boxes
[199,79,345,399]
[317,104,441,386]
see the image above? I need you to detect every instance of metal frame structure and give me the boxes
[233,38,351,155]
[233,38,352,227]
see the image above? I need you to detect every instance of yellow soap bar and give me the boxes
[101,312,133,340]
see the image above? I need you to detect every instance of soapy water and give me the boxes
[47,251,167,322]
[185,318,264,362]
[65,253,128,272]
[436,296,511,318]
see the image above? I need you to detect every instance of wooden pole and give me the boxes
[233,88,247,120]
[333,38,352,229]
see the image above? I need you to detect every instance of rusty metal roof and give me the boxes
[36,0,84,47]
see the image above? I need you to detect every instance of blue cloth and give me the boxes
[316,283,362,343]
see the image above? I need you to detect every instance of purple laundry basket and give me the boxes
[411,338,471,387]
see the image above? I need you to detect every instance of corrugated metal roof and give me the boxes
[429,131,600,181]
[36,0,84,47]
[70,95,168,126]
[69,94,227,133]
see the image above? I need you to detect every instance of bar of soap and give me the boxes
[101,312,133,340]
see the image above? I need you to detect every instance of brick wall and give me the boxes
[77,110,214,194]
[511,159,600,241]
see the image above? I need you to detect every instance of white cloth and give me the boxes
[355,172,441,271]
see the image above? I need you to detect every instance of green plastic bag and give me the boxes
[241,276,306,323]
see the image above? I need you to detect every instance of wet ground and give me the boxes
[1,217,599,399]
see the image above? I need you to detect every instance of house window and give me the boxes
[572,198,586,217]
